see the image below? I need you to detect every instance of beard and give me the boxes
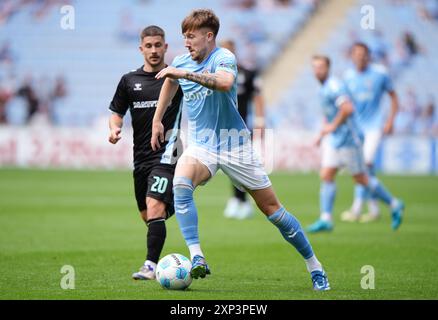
[191,47,208,62]
[147,56,163,67]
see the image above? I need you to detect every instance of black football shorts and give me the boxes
[133,164,175,218]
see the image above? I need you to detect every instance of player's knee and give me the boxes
[320,170,335,182]
[146,198,166,220]
[173,176,194,204]
[353,173,368,186]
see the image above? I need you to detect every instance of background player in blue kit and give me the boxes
[306,55,404,233]
[151,9,330,291]
[341,43,401,223]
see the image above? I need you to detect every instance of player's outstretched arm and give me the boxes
[384,90,399,135]
[331,99,354,129]
[151,78,179,151]
[317,99,354,144]
[184,70,234,92]
[109,112,123,144]
[156,66,234,92]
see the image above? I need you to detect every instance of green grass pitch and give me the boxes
[0,168,437,300]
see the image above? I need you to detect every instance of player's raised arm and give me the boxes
[316,98,354,146]
[151,77,180,151]
[326,99,354,132]
[184,70,234,92]
[156,66,234,92]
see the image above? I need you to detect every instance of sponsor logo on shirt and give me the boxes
[184,88,213,101]
[133,83,142,91]
[133,100,158,108]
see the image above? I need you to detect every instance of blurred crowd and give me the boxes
[0,0,71,26]
[0,43,68,125]
[0,0,437,137]
[395,89,437,136]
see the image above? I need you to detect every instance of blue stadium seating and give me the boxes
[0,0,315,126]
[270,0,438,133]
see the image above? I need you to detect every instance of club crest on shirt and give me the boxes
[133,83,142,91]
[219,62,236,70]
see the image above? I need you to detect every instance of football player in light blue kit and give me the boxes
[342,42,403,223]
[151,9,330,290]
[306,56,404,233]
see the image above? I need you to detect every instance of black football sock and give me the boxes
[234,186,247,202]
[146,218,166,264]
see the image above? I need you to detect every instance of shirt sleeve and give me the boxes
[214,51,237,77]
[171,55,183,68]
[331,79,350,108]
[109,76,129,116]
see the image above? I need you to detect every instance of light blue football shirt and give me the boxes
[172,47,250,152]
[319,76,363,149]
[344,64,394,131]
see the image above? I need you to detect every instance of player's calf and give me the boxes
[173,176,209,276]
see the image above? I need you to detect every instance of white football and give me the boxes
[156,253,192,290]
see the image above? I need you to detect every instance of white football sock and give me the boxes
[305,255,323,273]
[321,212,332,222]
[390,198,400,209]
[367,199,380,216]
[351,198,363,215]
[188,244,204,260]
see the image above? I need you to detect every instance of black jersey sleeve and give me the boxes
[109,75,129,116]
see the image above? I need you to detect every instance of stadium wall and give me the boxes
[0,126,436,175]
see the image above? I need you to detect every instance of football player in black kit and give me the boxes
[220,39,266,220]
[108,26,183,280]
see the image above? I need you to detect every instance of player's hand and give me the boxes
[151,121,165,151]
[314,133,324,147]
[383,120,394,135]
[315,123,335,147]
[109,127,122,144]
[155,66,186,80]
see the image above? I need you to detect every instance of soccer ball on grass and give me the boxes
[156,253,192,290]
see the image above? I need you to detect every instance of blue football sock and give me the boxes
[369,190,378,202]
[367,164,376,177]
[320,181,336,217]
[368,176,393,206]
[351,183,367,214]
[173,176,199,246]
[268,207,314,259]
[367,166,378,202]
[355,183,368,201]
